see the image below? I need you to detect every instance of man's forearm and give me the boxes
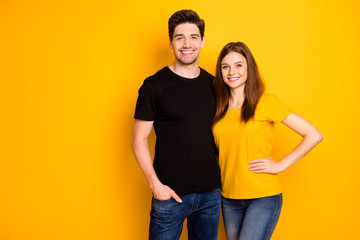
[132,137,159,190]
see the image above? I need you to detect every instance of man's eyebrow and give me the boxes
[174,34,185,38]
[174,33,201,38]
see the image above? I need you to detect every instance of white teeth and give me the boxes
[181,50,194,54]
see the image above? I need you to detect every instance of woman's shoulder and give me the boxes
[257,93,288,112]
[258,93,278,105]
[257,92,292,118]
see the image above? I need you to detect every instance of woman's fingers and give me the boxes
[248,157,280,174]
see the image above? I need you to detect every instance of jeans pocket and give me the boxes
[263,193,283,201]
[153,196,172,202]
[151,196,183,221]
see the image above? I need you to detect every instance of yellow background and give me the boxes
[1,0,359,239]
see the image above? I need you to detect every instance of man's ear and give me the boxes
[169,38,173,49]
[201,36,206,48]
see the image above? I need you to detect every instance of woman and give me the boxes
[212,42,322,240]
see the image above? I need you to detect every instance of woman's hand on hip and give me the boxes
[248,157,285,174]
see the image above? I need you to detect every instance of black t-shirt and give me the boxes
[134,67,221,195]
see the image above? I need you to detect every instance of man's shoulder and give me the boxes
[144,67,169,84]
[199,67,214,80]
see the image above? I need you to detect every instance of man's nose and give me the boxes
[182,38,190,48]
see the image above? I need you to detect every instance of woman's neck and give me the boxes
[229,86,245,109]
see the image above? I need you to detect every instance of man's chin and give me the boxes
[176,58,198,66]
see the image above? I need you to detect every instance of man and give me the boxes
[132,9,221,240]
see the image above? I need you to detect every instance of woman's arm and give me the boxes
[248,112,323,174]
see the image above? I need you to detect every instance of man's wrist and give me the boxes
[148,174,161,190]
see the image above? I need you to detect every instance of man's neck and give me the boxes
[168,61,200,79]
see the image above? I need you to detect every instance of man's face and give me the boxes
[170,23,205,66]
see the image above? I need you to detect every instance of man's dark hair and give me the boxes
[168,9,205,41]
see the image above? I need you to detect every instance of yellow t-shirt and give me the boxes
[213,93,292,199]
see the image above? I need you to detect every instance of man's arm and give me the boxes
[132,119,182,203]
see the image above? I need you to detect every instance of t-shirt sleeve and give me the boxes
[263,94,292,123]
[134,79,156,121]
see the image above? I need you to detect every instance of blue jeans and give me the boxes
[221,194,282,240]
[149,188,221,240]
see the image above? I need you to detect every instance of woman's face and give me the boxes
[220,51,248,90]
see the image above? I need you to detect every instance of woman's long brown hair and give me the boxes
[213,42,265,124]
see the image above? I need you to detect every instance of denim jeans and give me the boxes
[149,188,221,240]
[221,194,282,240]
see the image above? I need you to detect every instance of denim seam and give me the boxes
[190,193,200,214]
[264,194,282,240]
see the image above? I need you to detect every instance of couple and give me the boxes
[132,9,322,240]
